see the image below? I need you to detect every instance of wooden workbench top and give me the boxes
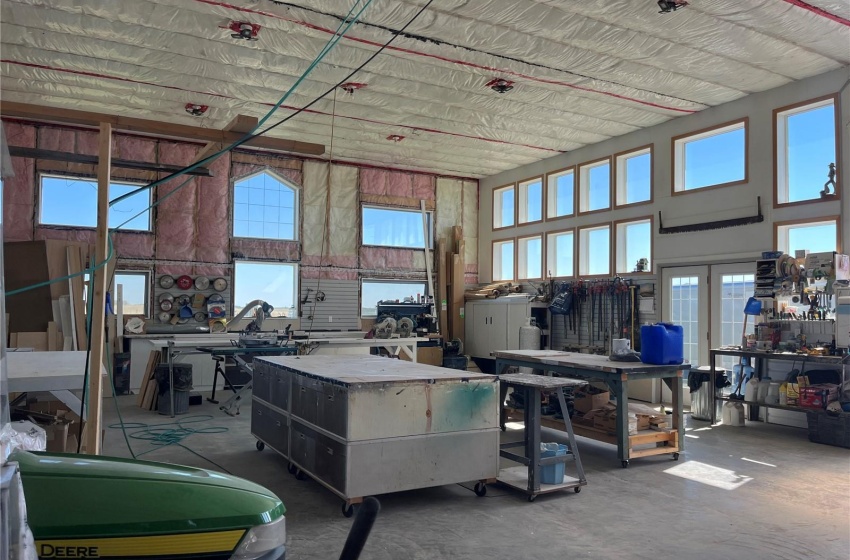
[498,373,586,389]
[492,350,689,374]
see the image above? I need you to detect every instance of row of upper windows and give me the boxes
[38,170,432,249]
[492,95,839,230]
[492,216,841,282]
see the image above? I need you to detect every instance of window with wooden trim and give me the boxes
[776,219,838,256]
[492,239,515,281]
[546,230,574,278]
[578,159,611,213]
[493,185,515,229]
[775,98,838,204]
[517,177,543,224]
[39,174,151,231]
[615,147,652,206]
[233,170,298,240]
[547,169,574,219]
[615,218,652,274]
[517,235,543,280]
[673,119,747,192]
[578,225,610,276]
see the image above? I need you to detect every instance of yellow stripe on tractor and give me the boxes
[36,529,245,558]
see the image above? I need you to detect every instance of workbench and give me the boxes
[494,350,689,467]
[251,355,500,516]
[497,373,587,501]
[6,351,107,417]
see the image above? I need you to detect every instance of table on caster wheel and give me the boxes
[497,373,587,500]
[494,350,688,468]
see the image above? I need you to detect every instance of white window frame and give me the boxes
[672,119,747,193]
[517,234,543,280]
[517,177,543,225]
[615,218,653,274]
[361,205,433,249]
[492,184,515,230]
[233,260,299,318]
[578,158,611,214]
[615,146,652,207]
[39,173,152,231]
[492,239,515,282]
[113,270,151,317]
[232,169,300,241]
[775,97,838,205]
[360,278,428,318]
[546,168,575,219]
[775,218,840,255]
[578,224,611,277]
[546,229,574,278]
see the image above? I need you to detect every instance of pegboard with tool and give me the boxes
[152,273,232,332]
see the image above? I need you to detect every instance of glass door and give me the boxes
[710,263,756,373]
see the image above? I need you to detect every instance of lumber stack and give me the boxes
[436,226,465,344]
[136,351,161,411]
[464,282,522,300]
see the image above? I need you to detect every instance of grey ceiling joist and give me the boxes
[8,146,213,177]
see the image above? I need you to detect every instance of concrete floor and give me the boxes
[103,394,850,560]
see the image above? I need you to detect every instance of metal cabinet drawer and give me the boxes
[291,375,321,424]
[253,367,270,402]
[269,370,290,410]
[251,400,289,456]
[291,420,347,493]
[316,382,348,437]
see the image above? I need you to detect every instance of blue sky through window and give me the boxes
[785,223,837,255]
[786,104,835,202]
[624,153,651,204]
[549,232,573,277]
[624,221,651,271]
[498,188,514,227]
[522,180,542,223]
[586,227,609,275]
[683,127,745,190]
[588,163,610,211]
[362,207,431,248]
[233,172,296,240]
[520,236,542,278]
[41,176,151,231]
[361,280,427,316]
[234,262,296,317]
[115,272,148,315]
[552,172,574,217]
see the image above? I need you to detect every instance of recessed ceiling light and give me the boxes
[485,78,515,94]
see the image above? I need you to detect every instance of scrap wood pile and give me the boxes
[136,351,162,411]
[464,282,522,300]
[436,226,466,344]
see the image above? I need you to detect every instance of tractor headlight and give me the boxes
[230,515,286,560]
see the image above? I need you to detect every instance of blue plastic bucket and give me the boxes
[540,443,569,484]
[640,323,684,365]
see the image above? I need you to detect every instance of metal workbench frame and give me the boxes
[494,350,688,467]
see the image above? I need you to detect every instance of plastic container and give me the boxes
[732,359,754,396]
[157,389,190,415]
[765,382,781,405]
[779,383,788,406]
[745,378,759,403]
[691,380,722,422]
[757,377,771,403]
[640,323,684,365]
[540,443,569,484]
[724,401,745,426]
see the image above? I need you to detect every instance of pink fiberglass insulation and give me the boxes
[359,247,418,270]
[74,130,99,157]
[195,152,231,264]
[155,142,199,261]
[35,227,94,244]
[3,121,36,148]
[301,255,358,268]
[115,134,157,162]
[192,264,229,277]
[301,266,357,280]
[155,264,191,277]
[113,232,155,259]
[360,168,436,200]
[465,272,479,285]
[36,126,75,152]
[231,238,299,261]
[231,163,302,187]
[155,210,195,262]
[412,174,436,200]
[3,124,36,240]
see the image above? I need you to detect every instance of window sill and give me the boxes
[232,235,299,242]
[361,244,434,250]
[773,194,841,209]
[516,218,544,227]
[614,198,653,209]
[37,224,153,234]
[671,178,748,196]
[577,207,611,217]
[545,213,575,222]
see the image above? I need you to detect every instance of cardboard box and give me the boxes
[800,384,840,409]
[574,388,611,414]
[24,399,86,452]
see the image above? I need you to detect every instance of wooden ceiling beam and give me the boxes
[0,102,324,156]
[7,146,214,176]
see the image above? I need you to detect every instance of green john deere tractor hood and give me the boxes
[12,450,286,559]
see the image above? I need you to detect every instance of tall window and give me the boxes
[578,158,611,213]
[40,174,151,231]
[673,119,747,193]
[517,235,542,280]
[517,177,543,224]
[114,271,150,316]
[546,230,574,278]
[362,206,432,248]
[233,170,298,240]
[670,276,700,367]
[492,239,515,281]
[361,279,427,317]
[547,168,574,219]
[775,97,838,204]
[578,224,610,276]
[493,184,515,229]
[615,146,652,206]
[233,261,298,318]
[615,218,652,274]
[776,219,839,256]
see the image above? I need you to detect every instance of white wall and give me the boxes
[479,67,850,282]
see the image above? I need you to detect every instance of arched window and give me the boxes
[233,170,298,240]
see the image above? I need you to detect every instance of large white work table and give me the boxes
[493,350,690,468]
[5,351,108,416]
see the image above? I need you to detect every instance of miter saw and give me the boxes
[371,300,436,339]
